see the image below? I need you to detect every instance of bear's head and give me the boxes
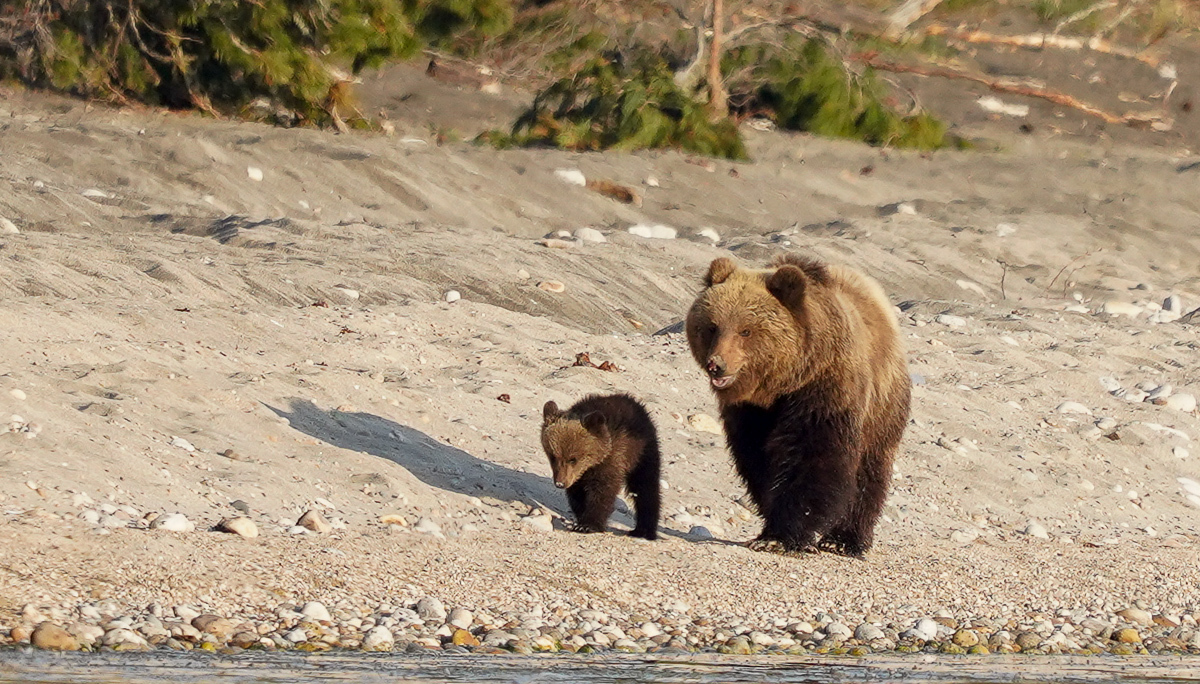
[684,256,816,406]
[541,401,611,488]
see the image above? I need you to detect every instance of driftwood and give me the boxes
[859,56,1168,127]
[885,0,945,37]
[922,24,1162,67]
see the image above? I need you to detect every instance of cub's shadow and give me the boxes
[269,399,654,534]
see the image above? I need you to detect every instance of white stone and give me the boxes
[914,618,939,640]
[416,597,446,621]
[1023,520,1050,540]
[698,228,720,243]
[284,628,308,643]
[521,514,553,533]
[1055,401,1092,415]
[1174,446,1189,460]
[1164,294,1184,314]
[1098,376,1123,393]
[574,227,606,243]
[445,290,461,303]
[554,168,587,186]
[9,389,26,400]
[628,223,677,239]
[956,280,987,297]
[855,624,886,641]
[935,314,967,328]
[1147,384,1173,402]
[1116,388,1149,403]
[150,513,193,532]
[1095,416,1118,431]
[247,167,264,182]
[1165,393,1196,413]
[101,628,148,647]
[448,608,473,630]
[169,436,196,452]
[1101,301,1143,318]
[1179,478,1200,498]
[414,518,443,538]
[300,601,331,622]
[687,414,722,435]
[996,223,1017,237]
[217,517,258,538]
[0,217,18,234]
[362,625,393,651]
[977,96,1029,117]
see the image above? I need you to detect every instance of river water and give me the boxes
[2,652,1199,684]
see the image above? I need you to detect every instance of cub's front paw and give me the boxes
[747,536,818,555]
[567,521,604,534]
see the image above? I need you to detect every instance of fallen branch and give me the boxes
[923,23,1162,67]
[886,0,945,37]
[859,56,1167,127]
[1053,0,1116,35]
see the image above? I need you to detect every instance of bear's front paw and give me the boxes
[567,521,604,534]
[817,537,867,559]
[628,527,657,541]
[747,536,818,555]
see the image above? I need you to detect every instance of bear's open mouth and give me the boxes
[710,374,736,389]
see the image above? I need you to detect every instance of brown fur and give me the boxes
[541,394,661,540]
[685,254,910,557]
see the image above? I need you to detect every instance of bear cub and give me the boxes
[685,254,911,558]
[540,393,661,540]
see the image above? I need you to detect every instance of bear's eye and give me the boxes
[739,328,751,338]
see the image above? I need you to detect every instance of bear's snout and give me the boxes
[554,480,566,489]
[705,355,726,377]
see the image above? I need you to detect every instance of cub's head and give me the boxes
[541,401,611,489]
[684,256,816,405]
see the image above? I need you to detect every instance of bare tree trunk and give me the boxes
[707,0,727,117]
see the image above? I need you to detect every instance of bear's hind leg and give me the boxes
[626,448,661,540]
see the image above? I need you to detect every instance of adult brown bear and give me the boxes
[685,254,910,557]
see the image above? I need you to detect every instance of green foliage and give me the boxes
[1,0,512,125]
[486,50,747,160]
[1031,0,1098,24]
[729,39,947,150]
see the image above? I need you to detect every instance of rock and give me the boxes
[447,608,473,630]
[192,615,236,639]
[362,625,394,651]
[0,217,19,234]
[1014,631,1042,650]
[1101,301,1143,318]
[1098,377,1123,393]
[521,514,553,533]
[720,635,753,654]
[284,628,308,643]
[230,631,259,648]
[698,228,721,243]
[687,413,722,435]
[913,618,939,640]
[297,510,332,534]
[1113,628,1142,643]
[216,517,258,538]
[247,167,264,182]
[1095,416,1118,430]
[1023,520,1050,540]
[1174,446,1189,460]
[301,602,332,623]
[1147,384,1173,403]
[1116,388,1149,403]
[1055,401,1092,415]
[380,514,408,527]
[1117,607,1154,626]
[9,625,32,643]
[952,629,980,647]
[416,597,447,621]
[688,526,714,540]
[538,238,575,249]
[1165,393,1196,413]
[627,223,677,239]
[854,624,885,641]
[574,227,606,243]
[1163,294,1184,314]
[150,513,194,532]
[935,314,967,328]
[451,628,480,647]
[445,290,461,303]
[536,280,565,293]
[554,168,586,186]
[9,389,26,401]
[101,628,149,648]
[170,436,196,452]
[414,518,444,538]
[31,623,79,651]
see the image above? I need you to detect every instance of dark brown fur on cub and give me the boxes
[541,394,661,540]
[685,254,910,557]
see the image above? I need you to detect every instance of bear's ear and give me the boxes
[704,257,737,287]
[581,411,607,435]
[542,401,562,423]
[766,264,808,309]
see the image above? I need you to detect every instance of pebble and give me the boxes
[538,238,575,249]
[169,436,196,452]
[9,388,26,400]
[0,217,19,234]
[1164,294,1183,314]
[688,526,714,539]
[192,615,236,638]
[362,626,393,651]
[1100,301,1142,318]
[380,514,408,527]
[627,224,677,239]
[1165,393,1196,413]
[913,618,939,640]
[686,414,722,435]
[1116,607,1154,626]
[1115,388,1149,403]
[1174,446,1189,460]
[297,510,332,534]
[854,624,885,641]
[698,228,720,243]
[416,597,447,621]
[149,513,194,532]
[1113,628,1142,643]
[934,314,966,328]
[1147,384,1173,403]
[1055,401,1092,415]
[536,280,565,293]
[574,227,606,243]
[301,601,332,623]
[447,608,473,630]
[31,623,79,651]
[246,167,264,182]
[445,290,461,303]
[216,517,258,538]
[521,514,554,533]
[952,629,980,647]
[554,168,587,186]
[414,518,444,538]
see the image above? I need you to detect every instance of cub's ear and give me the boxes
[766,264,807,309]
[704,257,737,287]
[542,401,562,423]
[581,411,607,435]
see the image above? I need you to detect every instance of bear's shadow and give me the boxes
[268,398,682,539]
